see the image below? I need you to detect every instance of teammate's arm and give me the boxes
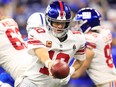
[71,48,94,78]
[60,36,86,85]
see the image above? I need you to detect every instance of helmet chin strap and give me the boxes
[51,29,67,38]
[58,34,68,42]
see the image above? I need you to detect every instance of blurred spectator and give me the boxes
[13,3,29,38]
[89,0,109,20]
[107,0,116,9]
[107,9,116,29]
[0,0,15,17]
[26,0,49,14]
[68,0,89,18]
[12,0,49,38]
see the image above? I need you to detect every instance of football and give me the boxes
[51,60,70,79]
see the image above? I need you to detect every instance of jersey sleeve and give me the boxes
[0,23,5,32]
[85,34,97,49]
[74,32,86,61]
[26,12,46,33]
[27,28,47,55]
[74,44,86,61]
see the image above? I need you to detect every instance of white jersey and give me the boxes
[85,26,116,85]
[26,13,86,87]
[0,18,42,86]
[27,27,86,75]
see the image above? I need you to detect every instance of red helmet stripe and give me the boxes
[58,0,64,17]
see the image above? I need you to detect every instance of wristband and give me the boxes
[45,59,52,68]
[69,66,75,76]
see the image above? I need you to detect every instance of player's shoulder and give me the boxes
[69,30,86,42]
[100,27,111,34]
[85,32,98,43]
[28,12,45,21]
[28,27,48,37]
[69,30,84,36]
[27,12,46,32]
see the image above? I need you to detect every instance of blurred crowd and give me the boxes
[0,0,116,87]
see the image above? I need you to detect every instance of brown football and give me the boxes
[51,60,70,79]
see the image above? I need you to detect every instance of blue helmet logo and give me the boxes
[74,7,101,33]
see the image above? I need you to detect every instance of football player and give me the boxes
[0,15,56,87]
[26,0,86,87]
[72,7,116,87]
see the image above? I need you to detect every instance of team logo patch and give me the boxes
[73,44,76,50]
[46,41,52,48]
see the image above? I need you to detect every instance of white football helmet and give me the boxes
[26,12,46,32]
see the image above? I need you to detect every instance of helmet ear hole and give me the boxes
[48,18,52,26]
[80,20,91,33]
[65,22,70,28]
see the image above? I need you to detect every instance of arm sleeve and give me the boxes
[74,33,86,61]
[27,29,46,55]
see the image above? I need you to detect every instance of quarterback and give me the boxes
[26,0,86,87]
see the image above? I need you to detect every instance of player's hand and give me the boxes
[59,73,71,85]
[48,61,54,76]
[45,59,53,75]
[45,60,58,76]
[60,66,75,85]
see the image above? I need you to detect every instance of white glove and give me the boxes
[60,74,70,85]
[60,66,75,85]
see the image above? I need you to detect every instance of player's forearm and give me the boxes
[71,62,87,78]
[71,48,94,78]
[71,60,85,78]
[34,48,51,66]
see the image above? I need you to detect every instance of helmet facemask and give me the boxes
[46,15,70,38]
[78,20,92,33]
